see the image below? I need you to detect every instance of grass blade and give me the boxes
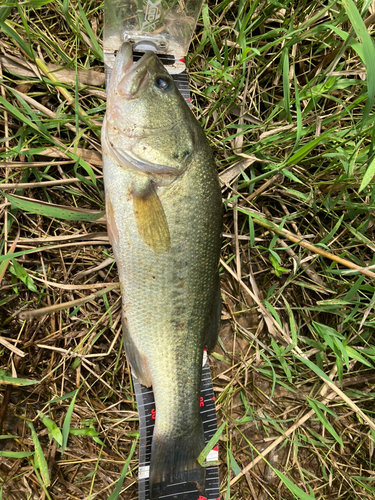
[61,389,78,455]
[282,47,291,123]
[0,451,34,458]
[342,0,375,126]
[359,154,375,192]
[77,1,103,60]
[197,421,225,465]
[0,369,37,386]
[27,421,50,487]
[306,397,343,448]
[274,468,315,499]
[40,413,63,447]
[107,438,138,500]
[228,448,241,476]
[0,96,48,139]
[3,193,105,221]
[286,130,331,165]
[0,20,34,59]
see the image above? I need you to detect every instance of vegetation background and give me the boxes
[1,0,375,498]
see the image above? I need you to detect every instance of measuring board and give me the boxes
[133,350,220,500]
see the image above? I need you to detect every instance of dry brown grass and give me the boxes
[2,0,375,499]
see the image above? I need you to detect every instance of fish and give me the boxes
[102,43,222,500]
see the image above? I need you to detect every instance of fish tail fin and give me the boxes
[149,420,205,500]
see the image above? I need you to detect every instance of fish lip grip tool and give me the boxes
[103,0,205,78]
[103,2,220,498]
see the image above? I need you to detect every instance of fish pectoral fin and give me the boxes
[133,181,171,254]
[122,314,152,387]
[204,279,221,353]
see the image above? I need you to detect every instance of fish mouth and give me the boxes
[117,43,156,71]
[117,42,134,73]
[115,44,157,99]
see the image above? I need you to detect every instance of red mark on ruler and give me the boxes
[197,496,206,500]
[213,445,219,451]
[151,408,156,420]
[179,57,185,63]
[211,396,215,401]
[200,397,204,407]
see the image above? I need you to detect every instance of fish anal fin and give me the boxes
[122,313,152,387]
[133,181,170,254]
[204,280,221,353]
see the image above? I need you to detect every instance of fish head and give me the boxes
[103,43,198,181]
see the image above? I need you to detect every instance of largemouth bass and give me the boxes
[102,43,222,499]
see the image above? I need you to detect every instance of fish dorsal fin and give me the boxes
[204,279,221,353]
[133,180,171,254]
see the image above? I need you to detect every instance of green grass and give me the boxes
[1,0,375,498]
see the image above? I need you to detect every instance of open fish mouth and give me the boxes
[114,44,158,99]
[117,43,157,74]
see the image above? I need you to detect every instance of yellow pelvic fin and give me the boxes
[133,181,171,254]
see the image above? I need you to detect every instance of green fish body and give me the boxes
[102,43,222,499]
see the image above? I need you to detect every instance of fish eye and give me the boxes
[155,76,171,91]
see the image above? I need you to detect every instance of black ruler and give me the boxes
[133,350,220,500]
[172,70,191,107]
